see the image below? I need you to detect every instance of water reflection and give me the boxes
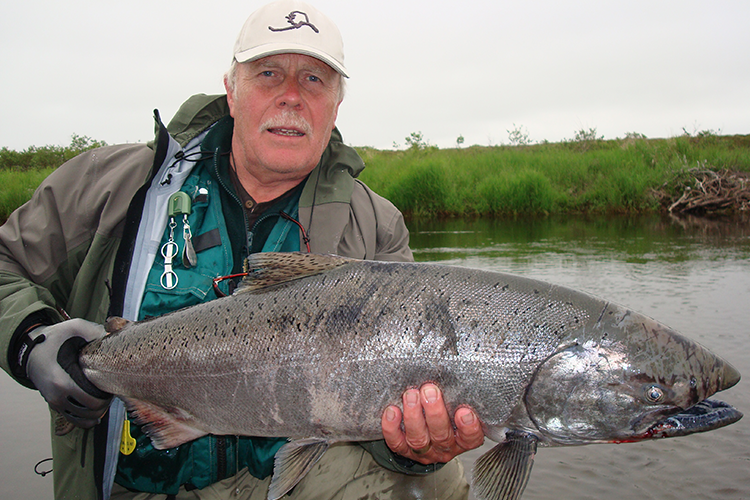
[409,214,750,265]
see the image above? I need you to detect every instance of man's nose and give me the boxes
[276,79,303,109]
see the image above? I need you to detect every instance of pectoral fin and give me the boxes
[268,438,330,500]
[472,431,538,500]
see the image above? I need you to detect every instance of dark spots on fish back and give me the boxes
[324,305,364,334]
[362,259,407,276]
[191,324,211,342]
[414,295,460,357]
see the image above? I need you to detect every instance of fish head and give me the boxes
[523,304,741,445]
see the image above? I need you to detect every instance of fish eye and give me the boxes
[644,385,665,403]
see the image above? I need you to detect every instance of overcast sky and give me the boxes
[2,0,748,151]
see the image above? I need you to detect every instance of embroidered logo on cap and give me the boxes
[268,11,319,33]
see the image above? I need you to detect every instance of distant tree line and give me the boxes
[0,135,108,171]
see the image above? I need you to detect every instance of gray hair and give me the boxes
[225,59,346,102]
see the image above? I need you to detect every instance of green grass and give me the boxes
[357,134,750,217]
[0,168,55,222]
[0,135,108,222]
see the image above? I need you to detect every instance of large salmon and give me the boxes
[79,252,742,500]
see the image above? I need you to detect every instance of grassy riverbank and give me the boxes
[2,132,749,223]
[357,133,750,217]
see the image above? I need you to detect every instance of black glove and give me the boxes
[24,319,112,428]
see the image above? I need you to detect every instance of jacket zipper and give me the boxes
[216,436,227,481]
[211,150,239,477]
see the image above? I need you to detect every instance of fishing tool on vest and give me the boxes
[169,191,197,268]
[160,192,196,289]
[160,230,179,290]
[120,419,137,455]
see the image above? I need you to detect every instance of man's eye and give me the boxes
[261,70,275,77]
[307,75,321,83]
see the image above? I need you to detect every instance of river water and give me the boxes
[1,214,748,499]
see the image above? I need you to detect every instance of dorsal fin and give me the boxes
[236,252,356,293]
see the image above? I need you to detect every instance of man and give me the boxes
[0,1,483,498]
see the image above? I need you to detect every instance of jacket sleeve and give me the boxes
[349,181,414,263]
[0,144,154,385]
[0,272,64,386]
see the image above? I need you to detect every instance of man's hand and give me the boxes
[381,383,484,465]
[25,319,112,428]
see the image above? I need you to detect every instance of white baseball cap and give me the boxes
[233,0,348,77]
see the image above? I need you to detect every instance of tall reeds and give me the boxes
[358,134,750,217]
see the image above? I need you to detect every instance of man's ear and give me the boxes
[224,75,236,118]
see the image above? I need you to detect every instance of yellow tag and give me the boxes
[120,419,137,455]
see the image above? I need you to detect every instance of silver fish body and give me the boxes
[79,253,741,500]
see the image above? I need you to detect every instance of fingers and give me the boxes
[26,320,111,429]
[403,388,431,451]
[42,378,110,426]
[61,396,108,428]
[381,383,484,465]
[454,406,485,451]
[418,385,454,452]
[381,405,409,455]
[67,318,108,342]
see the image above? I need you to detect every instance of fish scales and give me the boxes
[82,258,589,438]
[78,252,741,500]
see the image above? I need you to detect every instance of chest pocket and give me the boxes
[139,170,233,320]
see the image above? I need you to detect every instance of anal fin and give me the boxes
[124,398,207,450]
[473,431,538,500]
[268,438,330,500]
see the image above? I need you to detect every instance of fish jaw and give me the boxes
[523,304,741,445]
[626,399,743,442]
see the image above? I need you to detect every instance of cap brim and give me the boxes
[234,43,349,78]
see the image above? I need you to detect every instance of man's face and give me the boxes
[226,53,342,186]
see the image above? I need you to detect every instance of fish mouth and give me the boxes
[625,360,742,441]
[640,400,743,439]
[636,357,743,438]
